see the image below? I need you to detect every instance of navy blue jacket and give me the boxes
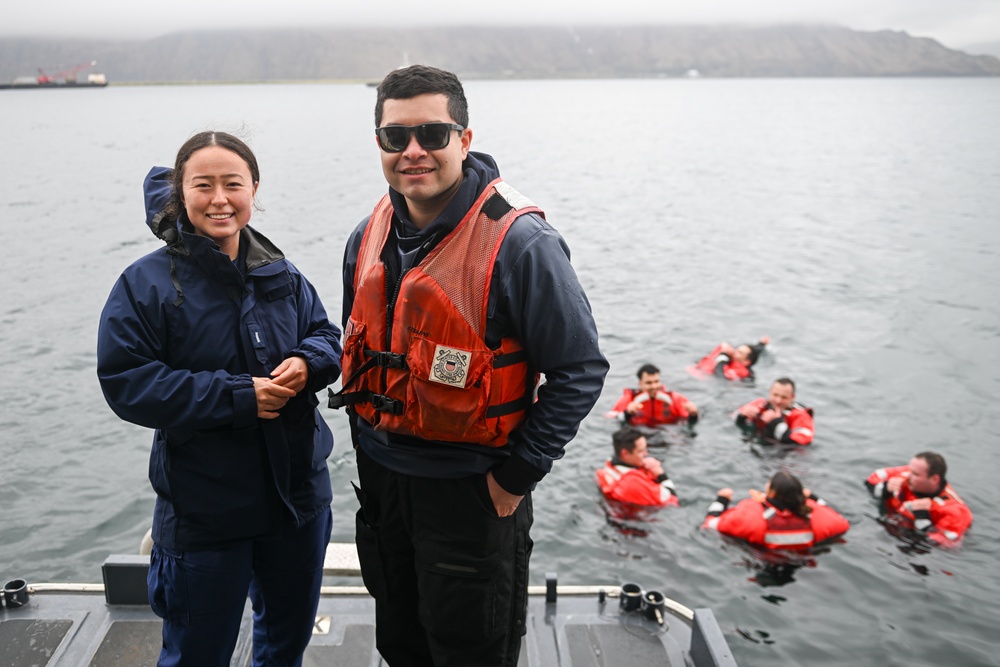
[342,152,608,495]
[98,167,342,550]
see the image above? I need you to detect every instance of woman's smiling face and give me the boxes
[181,145,258,258]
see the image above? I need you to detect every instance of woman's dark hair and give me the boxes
[768,471,811,519]
[163,131,260,222]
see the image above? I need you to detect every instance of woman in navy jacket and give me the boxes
[97,131,342,666]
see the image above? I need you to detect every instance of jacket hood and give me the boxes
[144,166,184,250]
[464,151,501,190]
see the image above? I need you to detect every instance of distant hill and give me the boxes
[964,39,1000,58]
[2,24,999,84]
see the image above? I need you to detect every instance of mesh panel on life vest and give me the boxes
[355,197,393,291]
[420,198,515,337]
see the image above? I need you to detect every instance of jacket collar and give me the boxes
[177,218,284,279]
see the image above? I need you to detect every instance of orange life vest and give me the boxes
[693,344,752,380]
[706,498,848,550]
[611,386,690,427]
[761,506,815,549]
[595,461,678,508]
[334,179,541,447]
[866,465,973,545]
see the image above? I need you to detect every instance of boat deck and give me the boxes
[0,554,736,666]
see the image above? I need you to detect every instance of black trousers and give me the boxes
[355,448,533,667]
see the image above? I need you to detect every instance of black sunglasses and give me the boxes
[375,123,465,153]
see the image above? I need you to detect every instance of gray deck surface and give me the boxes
[0,587,712,666]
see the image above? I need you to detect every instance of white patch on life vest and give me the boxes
[764,530,814,546]
[429,345,473,388]
[494,181,536,211]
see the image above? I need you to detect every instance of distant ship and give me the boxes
[0,60,108,90]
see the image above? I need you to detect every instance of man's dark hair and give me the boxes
[773,377,796,394]
[375,64,469,128]
[744,341,767,366]
[612,426,643,458]
[164,131,260,223]
[915,451,948,482]
[636,363,660,380]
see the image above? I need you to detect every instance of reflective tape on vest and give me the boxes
[654,391,674,405]
[602,467,624,482]
[764,530,815,546]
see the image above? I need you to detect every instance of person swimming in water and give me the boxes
[595,426,678,508]
[691,336,769,381]
[702,471,849,550]
[735,377,815,446]
[865,451,973,547]
[607,363,698,427]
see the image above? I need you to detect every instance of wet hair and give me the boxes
[768,471,811,519]
[636,363,660,380]
[915,451,947,483]
[773,377,796,394]
[612,426,643,458]
[742,340,767,366]
[375,64,469,129]
[163,131,260,223]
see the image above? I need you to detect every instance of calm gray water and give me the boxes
[2,78,999,666]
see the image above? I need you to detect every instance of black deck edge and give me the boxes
[690,608,738,667]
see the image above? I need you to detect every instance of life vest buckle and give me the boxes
[327,389,373,410]
[370,393,404,415]
[327,390,349,409]
[365,350,408,369]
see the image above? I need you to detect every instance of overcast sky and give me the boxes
[2,0,999,50]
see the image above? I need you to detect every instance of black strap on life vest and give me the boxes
[327,350,407,413]
[485,394,533,418]
[492,348,528,369]
[481,192,513,222]
[487,348,536,418]
[327,389,404,415]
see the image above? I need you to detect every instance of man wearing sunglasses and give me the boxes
[334,65,608,666]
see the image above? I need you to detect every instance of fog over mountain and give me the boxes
[963,39,1000,58]
[2,25,999,84]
